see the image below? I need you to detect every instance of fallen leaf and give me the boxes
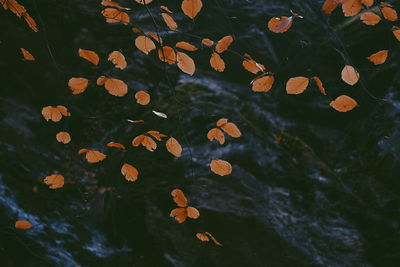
[341,65,359,86]
[68,77,89,94]
[56,132,71,144]
[103,77,128,96]
[330,95,358,112]
[177,51,195,75]
[161,13,178,31]
[312,76,326,95]
[153,110,168,118]
[360,12,381,25]
[175,41,198,51]
[242,54,266,74]
[268,16,293,33]
[20,48,35,61]
[166,137,182,157]
[342,0,362,17]
[367,50,388,65]
[219,120,241,138]
[286,76,309,94]
[107,142,126,149]
[171,189,188,207]
[251,75,274,93]
[78,149,107,163]
[79,48,99,66]
[147,130,167,141]
[210,52,225,72]
[15,221,32,229]
[134,0,152,4]
[196,233,210,242]
[135,90,151,105]
[392,26,400,41]
[132,135,157,152]
[41,106,70,122]
[101,8,130,25]
[380,3,398,21]
[160,5,173,13]
[135,36,156,55]
[321,0,340,14]
[44,174,64,189]
[210,159,232,176]
[121,163,139,182]
[187,206,200,219]
[181,0,203,19]
[207,128,225,144]
[108,51,127,69]
[158,46,176,64]
[215,35,233,53]
[361,0,374,7]
[201,38,214,46]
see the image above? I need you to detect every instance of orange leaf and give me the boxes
[78,48,99,66]
[286,76,309,94]
[56,105,70,117]
[312,76,326,95]
[242,54,266,74]
[135,90,151,105]
[78,149,107,163]
[132,135,157,152]
[170,208,188,223]
[160,5,173,13]
[41,106,70,122]
[210,52,225,72]
[207,128,225,144]
[268,16,293,33]
[210,159,232,176]
[161,13,178,31]
[121,163,139,182]
[15,221,32,230]
[205,232,222,246]
[147,130,167,141]
[360,12,381,25]
[56,132,71,144]
[196,233,210,242]
[134,0,152,4]
[187,206,200,219]
[171,189,188,207]
[20,48,34,61]
[177,52,195,75]
[101,0,129,10]
[147,32,162,43]
[44,174,64,189]
[219,121,241,138]
[107,142,126,149]
[132,135,145,147]
[135,36,156,55]
[321,0,340,14]
[104,78,128,96]
[215,35,233,53]
[202,38,214,46]
[330,95,358,112]
[342,0,362,17]
[392,26,400,41]
[251,75,274,93]
[175,41,198,51]
[216,118,228,127]
[158,46,176,64]
[361,0,374,6]
[108,51,127,69]
[367,50,388,65]
[101,8,130,25]
[341,65,359,86]
[380,3,398,21]
[68,77,89,95]
[166,137,182,157]
[22,13,39,32]
[181,0,203,19]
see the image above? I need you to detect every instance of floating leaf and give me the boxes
[78,48,99,65]
[107,142,126,149]
[330,95,358,112]
[321,0,340,14]
[108,50,127,69]
[15,221,32,229]
[132,135,157,152]
[251,75,274,93]
[342,0,362,17]
[101,0,129,10]
[98,77,128,96]
[361,0,374,7]
[134,0,152,4]
[286,76,309,94]
[152,110,167,118]
[367,50,388,65]
[135,36,156,55]
[41,106,70,122]
[56,132,71,144]
[161,13,178,31]
[207,128,225,144]
[360,12,381,25]
[380,2,398,21]
[78,149,107,163]
[181,0,203,19]
[219,120,241,138]
[158,46,176,64]
[101,8,129,25]
[201,38,214,46]
[341,65,359,86]
[312,76,326,95]
[166,137,182,157]
[147,130,167,141]
[175,41,198,51]
[210,52,225,72]
[392,26,400,41]
[68,77,89,94]
[242,54,266,74]
[215,35,233,53]
[177,52,195,75]
[44,174,64,189]
[196,232,222,246]
[135,90,151,105]
[210,159,232,176]
[121,163,138,182]
[20,48,35,61]
[171,189,188,207]
[268,16,293,33]
[160,5,173,13]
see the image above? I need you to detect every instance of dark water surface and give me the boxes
[1,0,400,266]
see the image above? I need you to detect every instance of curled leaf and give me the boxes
[107,142,126,149]
[152,110,168,118]
[147,130,167,141]
[312,76,326,95]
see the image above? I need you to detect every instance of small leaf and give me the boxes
[367,50,388,65]
[181,0,203,19]
[171,189,188,207]
[161,13,178,31]
[286,77,309,94]
[107,142,126,149]
[201,38,214,46]
[330,95,358,112]
[152,110,168,118]
[121,163,139,182]
[268,16,293,33]
[166,137,182,157]
[68,77,89,95]
[177,52,195,75]
[20,48,35,61]
[251,75,274,93]
[15,221,32,229]
[56,132,71,144]
[210,159,232,176]
[360,12,381,25]
[108,51,127,69]
[207,128,225,144]
[78,149,107,163]
[135,90,151,105]
[101,8,130,25]
[175,41,198,51]
[135,36,156,55]
[210,52,225,72]
[312,76,326,95]
[44,174,65,189]
[215,35,233,53]
[78,48,99,65]
[341,65,359,86]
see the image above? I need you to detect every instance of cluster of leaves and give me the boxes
[1,0,38,32]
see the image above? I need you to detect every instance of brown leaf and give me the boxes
[132,135,145,147]
[330,95,358,112]
[171,189,188,207]
[215,35,233,53]
[23,13,39,32]
[20,48,35,61]
[132,135,157,152]
[210,52,225,72]
[251,75,274,93]
[68,77,89,94]
[175,41,198,51]
[360,12,381,25]
[161,13,178,31]
[207,128,225,144]
[268,16,293,33]
[78,48,99,65]
[107,142,126,149]
[342,0,362,17]
[158,46,176,64]
[181,0,203,19]
[367,50,388,65]
[177,52,195,75]
[286,76,309,94]
[135,90,151,105]
[121,163,139,182]
[361,0,374,6]
[216,118,228,127]
[44,174,65,189]
[108,51,127,69]
[160,5,173,13]
[341,65,359,86]
[312,76,326,95]
[15,221,32,229]
[166,137,182,157]
[78,149,107,163]
[101,8,130,25]
[56,132,71,144]
[41,106,70,122]
[205,232,223,246]
[135,36,156,55]
[210,159,232,176]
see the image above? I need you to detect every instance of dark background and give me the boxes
[1,0,400,266]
